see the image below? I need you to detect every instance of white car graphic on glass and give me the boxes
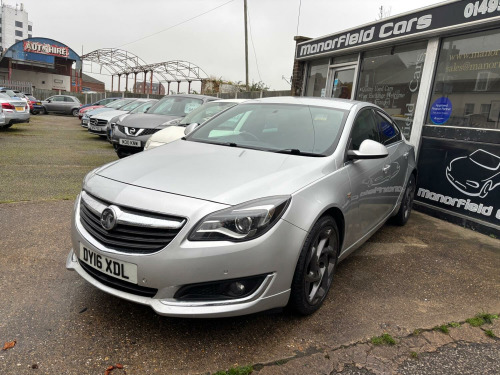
[446,149,500,198]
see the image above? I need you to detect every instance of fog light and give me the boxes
[229,281,246,296]
[235,216,252,234]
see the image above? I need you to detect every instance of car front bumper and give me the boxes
[66,179,306,317]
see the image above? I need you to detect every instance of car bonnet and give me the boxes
[95,140,332,205]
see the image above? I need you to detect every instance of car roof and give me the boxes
[248,96,363,110]
[161,94,218,100]
[212,99,249,103]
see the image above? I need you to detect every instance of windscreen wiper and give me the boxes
[273,149,325,157]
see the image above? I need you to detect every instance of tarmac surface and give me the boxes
[0,117,499,374]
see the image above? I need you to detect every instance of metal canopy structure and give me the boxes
[80,48,209,94]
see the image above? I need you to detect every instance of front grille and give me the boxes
[116,125,160,136]
[79,260,158,297]
[79,192,185,254]
[90,118,108,126]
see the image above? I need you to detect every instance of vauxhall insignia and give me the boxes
[100,207,118,230]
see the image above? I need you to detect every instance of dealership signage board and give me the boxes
[297,0,500,59]
[416,137,500,228]
[23,41,69,58]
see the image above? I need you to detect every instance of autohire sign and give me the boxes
[23,41,69,58]
[296,0,500,59]
[416,138,500,228]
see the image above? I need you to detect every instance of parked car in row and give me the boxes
[26,95,43,114]
[67,97,416,318]
[81,98,139,127]
[0,92,30,128]
[88,99,157,138]
[107,100,158,141]
[144,99,246,151]
[41,95,82,116]
[79,97,122,119]
[110,94,217,158]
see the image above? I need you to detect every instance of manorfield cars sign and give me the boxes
[296,0,500,59]
[23,41,69,58]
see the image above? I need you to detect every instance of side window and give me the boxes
[52,96,64,102]
[349,109,379,150]
[64,96,75,102]
[374,111,400,146]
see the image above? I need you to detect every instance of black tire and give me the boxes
[41,107,47,115]
[393,174,415,226]
[71,108,79,117]
[289,216,339,315]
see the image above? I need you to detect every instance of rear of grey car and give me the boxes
[67,97,416,318]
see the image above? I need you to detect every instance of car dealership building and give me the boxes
[292,0,500,236]
[0,37,83,92]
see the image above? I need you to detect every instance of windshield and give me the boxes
[120,100,148,112]
[188,103,348,156]
[179,101,237,126]
[130,100,157,114]
[105,98,134,109]
[469,149,500,170]
[147,97,203,116]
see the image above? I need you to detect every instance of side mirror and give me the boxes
[46,99,51,103]
[347,139,388,160]
[184,123,199,135]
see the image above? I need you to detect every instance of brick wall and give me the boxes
[291,36,311,96]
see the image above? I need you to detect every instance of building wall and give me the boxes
[0,69,70,91]
[0,3,32,52]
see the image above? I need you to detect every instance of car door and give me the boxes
[50,96,65,112]
[63,96,77,114]
[344,108,392,236]
[372,110,408,206]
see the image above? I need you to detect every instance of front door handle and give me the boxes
[382,165,391,173]
[403,152,409,159]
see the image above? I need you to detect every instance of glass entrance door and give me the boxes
[330,67,356,99]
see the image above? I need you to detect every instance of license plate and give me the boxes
[15,106,24,112]
[79,243,137,284]
[89,125,102,131]
[119,139,141,147]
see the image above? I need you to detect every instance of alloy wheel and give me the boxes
[304,226,337,305]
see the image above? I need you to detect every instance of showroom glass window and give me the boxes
[356,42,427,139]
[305,58,329,97]
[428,29,500,130]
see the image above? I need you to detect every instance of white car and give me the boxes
[144,99,247,150]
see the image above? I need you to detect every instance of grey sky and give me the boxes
[18,0,444,91]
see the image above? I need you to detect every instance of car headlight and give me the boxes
[465,180,480,188]
[189,196,291,242]
[162,118,181,126]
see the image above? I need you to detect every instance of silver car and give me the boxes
[0,92,29,128]
[88,99,157,137]
[41,95,81,116]
[67,97,416,318]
